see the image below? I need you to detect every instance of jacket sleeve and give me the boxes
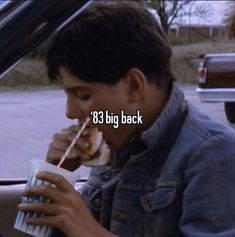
[180,132,235,237]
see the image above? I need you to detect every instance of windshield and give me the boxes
[0,0,92,80]
[0,0,91,179]
[0,1,10,8]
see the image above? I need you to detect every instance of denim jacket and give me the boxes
[79,84,235,237]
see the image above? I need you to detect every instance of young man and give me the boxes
[18,1,235,237]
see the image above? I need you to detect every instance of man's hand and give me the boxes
[18,172,117,237]
[46,125,92,171]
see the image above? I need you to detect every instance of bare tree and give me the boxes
[142,0,210,34]
[224,1,235,38]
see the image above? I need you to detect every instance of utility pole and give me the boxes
[189,5,192,44]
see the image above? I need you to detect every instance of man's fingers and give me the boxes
[59,125,90,139]
[75,149,91,161]
[47,149,78,165]
[46,125,93,169]
[23,183,60,200]
[52,140,70,150]
[18,202,61,215]
[36,172,76,193]
[24,215,65,229]
[47,143,89,159]
[75,138,91,151]
[53,131,75,143]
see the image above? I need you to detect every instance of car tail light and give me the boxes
[198,63,206,84]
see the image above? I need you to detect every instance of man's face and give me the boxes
[59,67,139,149]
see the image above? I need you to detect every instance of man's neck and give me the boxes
[139,85,171,134]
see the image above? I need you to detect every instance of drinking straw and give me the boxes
[57,117,90,167]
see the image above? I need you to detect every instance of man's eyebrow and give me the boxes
[64,86,91,92]
[64,86,85,90]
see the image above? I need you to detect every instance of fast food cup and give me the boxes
[14,158,78,237]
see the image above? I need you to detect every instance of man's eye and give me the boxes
[64,89,91,101]
[77,94,91,101]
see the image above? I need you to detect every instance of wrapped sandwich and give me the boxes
[82,128,111,167]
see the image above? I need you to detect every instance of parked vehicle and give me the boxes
[0,1,92,237]
[196,53,235,123]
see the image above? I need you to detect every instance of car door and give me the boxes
[0,179,29,237]
[0,1,91,236]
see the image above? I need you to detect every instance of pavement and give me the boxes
[0,85,234,179]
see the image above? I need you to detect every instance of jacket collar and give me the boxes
[140,84,186,150]
[111,84,187,167]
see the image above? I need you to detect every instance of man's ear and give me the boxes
[124,68,147,102]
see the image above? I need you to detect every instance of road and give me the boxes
[0,84,234,179]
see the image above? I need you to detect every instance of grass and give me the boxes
[1,40,235,88]
[0,59,58,89]
[171,40,235,83]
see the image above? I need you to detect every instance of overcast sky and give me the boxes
[0,0,232,25]
[177,0,232,25]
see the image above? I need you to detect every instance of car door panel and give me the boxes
[0,183,31,237]
[0,180,85,237]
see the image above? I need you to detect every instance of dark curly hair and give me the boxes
[46,1,174,88]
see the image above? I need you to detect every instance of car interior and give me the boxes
[0,1,92,236]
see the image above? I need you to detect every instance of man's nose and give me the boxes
[66,98,84,120]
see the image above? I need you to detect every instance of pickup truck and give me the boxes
[196,53,235,123]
